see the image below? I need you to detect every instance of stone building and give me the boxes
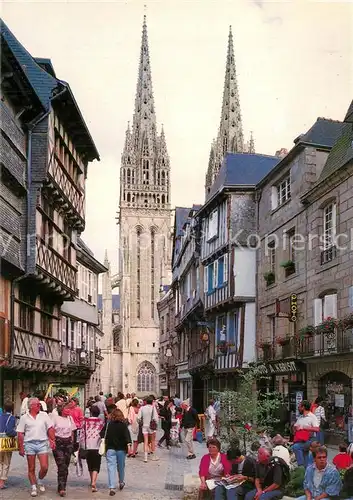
[0,20,99,410]
[256,112,353,440]
[205,26,255,196]
[104,15,172,395]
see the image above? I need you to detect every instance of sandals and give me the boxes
[91,485,97,493]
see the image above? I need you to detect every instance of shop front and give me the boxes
[319,371,353,444]
[177,362,191,402]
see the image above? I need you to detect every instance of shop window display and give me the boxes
[319,371,353,443]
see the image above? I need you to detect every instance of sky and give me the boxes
[2,0,352,274]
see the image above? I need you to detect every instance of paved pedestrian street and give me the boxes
[1,440,204,500]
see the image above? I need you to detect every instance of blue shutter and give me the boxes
[228,314,235,346]
[208,263,214,293]
[218,257,224,287]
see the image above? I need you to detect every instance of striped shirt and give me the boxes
[314,405,326,426]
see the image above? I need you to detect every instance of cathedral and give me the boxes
[100,15,172,395]
[100,19,255,396]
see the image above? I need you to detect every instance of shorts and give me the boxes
[86,450,101,473]
[24,440,49,456]
[142,426,156,435]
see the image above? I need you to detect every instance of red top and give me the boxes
[333,453,352,470]
[199,453,231,479]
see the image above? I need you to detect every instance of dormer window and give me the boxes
[271,174,291,210]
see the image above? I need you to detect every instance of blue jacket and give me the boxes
[304,463,342,497]
[0,412,17,437]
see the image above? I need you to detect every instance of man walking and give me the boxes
[181,399,199,460]
[17,398,55,497]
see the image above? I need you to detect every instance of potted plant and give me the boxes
[280,260,296,276]
[340,313,353,330]
[299,325,316,337]
[263,271,275,286]
[217,340,228,354]
[276,336,289,346]
[316,317,337,334]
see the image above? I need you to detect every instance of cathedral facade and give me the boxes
[101,16,172,396]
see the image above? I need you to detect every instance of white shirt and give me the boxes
[17,411,53,442]
[272,445,291,466]
[295,412,319,430]
[314,406,326,426]
[20,398,29,416]
[51,414,76,439]
[138,405,159,427]
[116,399,128,419]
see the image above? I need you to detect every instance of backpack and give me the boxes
[268,456,290,485]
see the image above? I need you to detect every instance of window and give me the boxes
[268,241,276,273]
[228,312,238,349]
[321,203,337,264]
[314,293,337,326]
[137,362,156,393]
[207,209,218,241]
[216,315,227,344]
[136,228,141,319]
[207,263,214,293]
[217,255,228,287]
[19,289,35,332]
[152,342,155,347]
[151,230,155,318]
[61,317,68,346]
[40,300,53,337]
[271,175,291,210]
[285,229,296,277]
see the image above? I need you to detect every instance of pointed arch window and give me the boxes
[157,171,161,186]
[122,169,126,183]
[143,159,150,185]
[223,135,228,155]
[127,193,131,203]
[142,139,149,156]
[131,170,135,184]
[136,228,141,319]
[162,194,165,204]
[151,229,155,319]
[161,171,165,186]
[127,168,131,184]
[137,362,155,393]
[127,156,131,164]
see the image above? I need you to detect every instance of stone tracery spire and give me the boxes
[205,26,246,195]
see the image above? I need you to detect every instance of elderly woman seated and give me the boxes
[199,438,231,499]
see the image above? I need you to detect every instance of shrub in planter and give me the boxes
[316,317,337,333]
[299,325,316,337]
[284,466,305,498]
[264,271,275,286]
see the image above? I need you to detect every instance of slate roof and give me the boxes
[318,122,353,182]
[0,19,99,160]
[172,207,192,269]
[97,294,120,311]
[294,118,345,148]
[207,153,279,201]
[34,58,57,78]
[345,100,353,122]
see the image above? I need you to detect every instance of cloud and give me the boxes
[264,16,283,25]
[253,0,264,8]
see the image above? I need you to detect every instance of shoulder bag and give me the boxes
[78,419,88,460]
[0,415,18,452]
[149,407,158,431]
[99,421,109,456]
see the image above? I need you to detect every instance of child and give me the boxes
[333,443,353,470]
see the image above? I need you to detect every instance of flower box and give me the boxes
[280,260,296,277]
[298,325,316,337]
[316,317,337,334]
[340,313,353,330]
[263,271,275,286]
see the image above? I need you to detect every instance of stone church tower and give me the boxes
[117,15,172,395]
[205,26,255,195]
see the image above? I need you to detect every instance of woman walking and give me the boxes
[101,408,131,496]
[158,400,172,449]
[0,402,17,489]
[138,396,159,463]
[127,399,140,457]
[51,404,76,497]
[79,405,104,492]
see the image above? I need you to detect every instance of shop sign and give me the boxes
[289,294,298,322]
[178,367,191,380]
[295,391,304,418]
[257,360,301,375]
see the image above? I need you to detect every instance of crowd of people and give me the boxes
[199,398,353,499]
[0,390,201,497]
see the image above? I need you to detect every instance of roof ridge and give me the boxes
[316,117,343,123]
[228,152,278,159]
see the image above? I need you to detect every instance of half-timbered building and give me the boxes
[198,152,278,403]
[0,20,99,409]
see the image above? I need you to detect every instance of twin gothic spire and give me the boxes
[205,26,255,194]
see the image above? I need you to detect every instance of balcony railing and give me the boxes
[204,284,230,311]
[14,329,61,364]
[36,237,76,293]
[188,346,211,371]
[65,348,94,369]
[258,329,353,362]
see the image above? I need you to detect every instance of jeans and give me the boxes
[292,441,311,467]
[24,440,49,456]
[245,489,283,500]
[214,485,236,500]
[316,430,325,444]
[106,449,126,489]
[296,497,329,500]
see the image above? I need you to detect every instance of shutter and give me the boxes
[90,327,94,352]
[314,298,323,326]
[77,321,82,349]
[217,257,224,286]
[82,322,87,349]
[224,253,228,283]
[61,317,66,346]
[271,186,278,210]
[213,260,218,289]
[332,203,337,239]
[349,286,353,310]
[204,266,208,294]
[208,265,213,293]
[228,314,235,345]
[93,274,97,305]
[324,294,337,319]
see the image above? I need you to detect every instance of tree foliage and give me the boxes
[213,365,282,451]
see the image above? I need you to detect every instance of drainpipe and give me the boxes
[9,85,67,395]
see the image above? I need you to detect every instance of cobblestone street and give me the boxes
[0,439,204,500]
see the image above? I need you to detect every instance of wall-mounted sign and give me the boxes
[289,294,298,322]
[257,360,302,375]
